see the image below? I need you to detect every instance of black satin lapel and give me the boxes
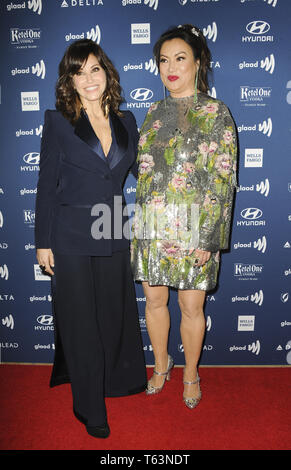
[109,112,129,170]
[74,110,102,158]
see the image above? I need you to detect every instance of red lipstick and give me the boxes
[168,75,179,81]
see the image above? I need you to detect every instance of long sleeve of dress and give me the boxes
[197,103,237,252]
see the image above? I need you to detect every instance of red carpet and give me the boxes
[0,364,290,450]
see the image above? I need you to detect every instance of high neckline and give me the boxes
[168,94,195,101]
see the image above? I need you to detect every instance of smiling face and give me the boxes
[159,38,200,98]
[72,53,107,107]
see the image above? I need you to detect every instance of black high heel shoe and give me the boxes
[86,423,110,438]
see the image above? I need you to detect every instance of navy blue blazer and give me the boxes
[35,109,139,256]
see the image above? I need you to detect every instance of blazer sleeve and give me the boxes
[198,103,238,252]
[127,111,139,179]
[34,110,61,249]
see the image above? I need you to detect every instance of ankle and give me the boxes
[183,365,198,381]
[154,354,169,372]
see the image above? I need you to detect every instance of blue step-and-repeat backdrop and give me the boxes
[0,0,291,366]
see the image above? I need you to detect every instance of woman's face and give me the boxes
[159,38,200,98]
[72,53,107,107]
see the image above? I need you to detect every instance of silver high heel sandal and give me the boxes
[146,355,174,395]
[183,372,201,409]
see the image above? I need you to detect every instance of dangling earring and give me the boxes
[163,83,168,108]
[104,95,110,118]
[194,66,199,104]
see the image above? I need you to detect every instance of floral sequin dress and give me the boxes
[131,93,237,290]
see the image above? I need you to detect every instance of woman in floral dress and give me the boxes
[131,24,237,408]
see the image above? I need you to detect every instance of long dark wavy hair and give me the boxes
[153,24,212,94]
[56,39,123,124]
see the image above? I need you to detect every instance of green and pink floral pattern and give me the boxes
[131,93,237,290]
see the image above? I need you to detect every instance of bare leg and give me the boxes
[178,289,206,399]
[142,282,170,388]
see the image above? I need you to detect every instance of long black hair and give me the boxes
[153,24,212,93]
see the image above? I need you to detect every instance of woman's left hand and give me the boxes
[188,248,211,267]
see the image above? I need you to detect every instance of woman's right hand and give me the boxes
[36,248,55,276]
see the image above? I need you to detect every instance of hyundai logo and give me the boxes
[130,88,153,101]
[23,152,40,165]
[241,208,263,220]
[246,21,270,35]
[37,315,53,325]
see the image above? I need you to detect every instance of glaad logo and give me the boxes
[65,25,101,44]
[287,81,291,105]
[208,87,217,99]
[249,340,260,355]
[144,0,159,10]
[237,179,270,197]
[242,20,273,42]
[0,264,9,280]
[11,60,45,79]
[238,119,272,137]
[87,25,101,42]
[256,179,270,197]
[239,54,275,74]
[281,293,289,303]
[2,314,14,330]
[253,236,267,253]
[251,290,264,306]
[7,1,42,14]
[28,0,42,14]
[233,236,267,253]
[203,22,217,42]
[31,60,46,79]
[122,0,159,9]
[206,315,212,332]
[229,340,260,355]
[123,59,158,75]
[231,290,264,305]
[258,118,272,137]
[16,125,43,137]
[263,0,277,6]
[261,54,275,74]
[145,59,158,75]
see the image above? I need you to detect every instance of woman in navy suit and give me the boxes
[35,39,147,438]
